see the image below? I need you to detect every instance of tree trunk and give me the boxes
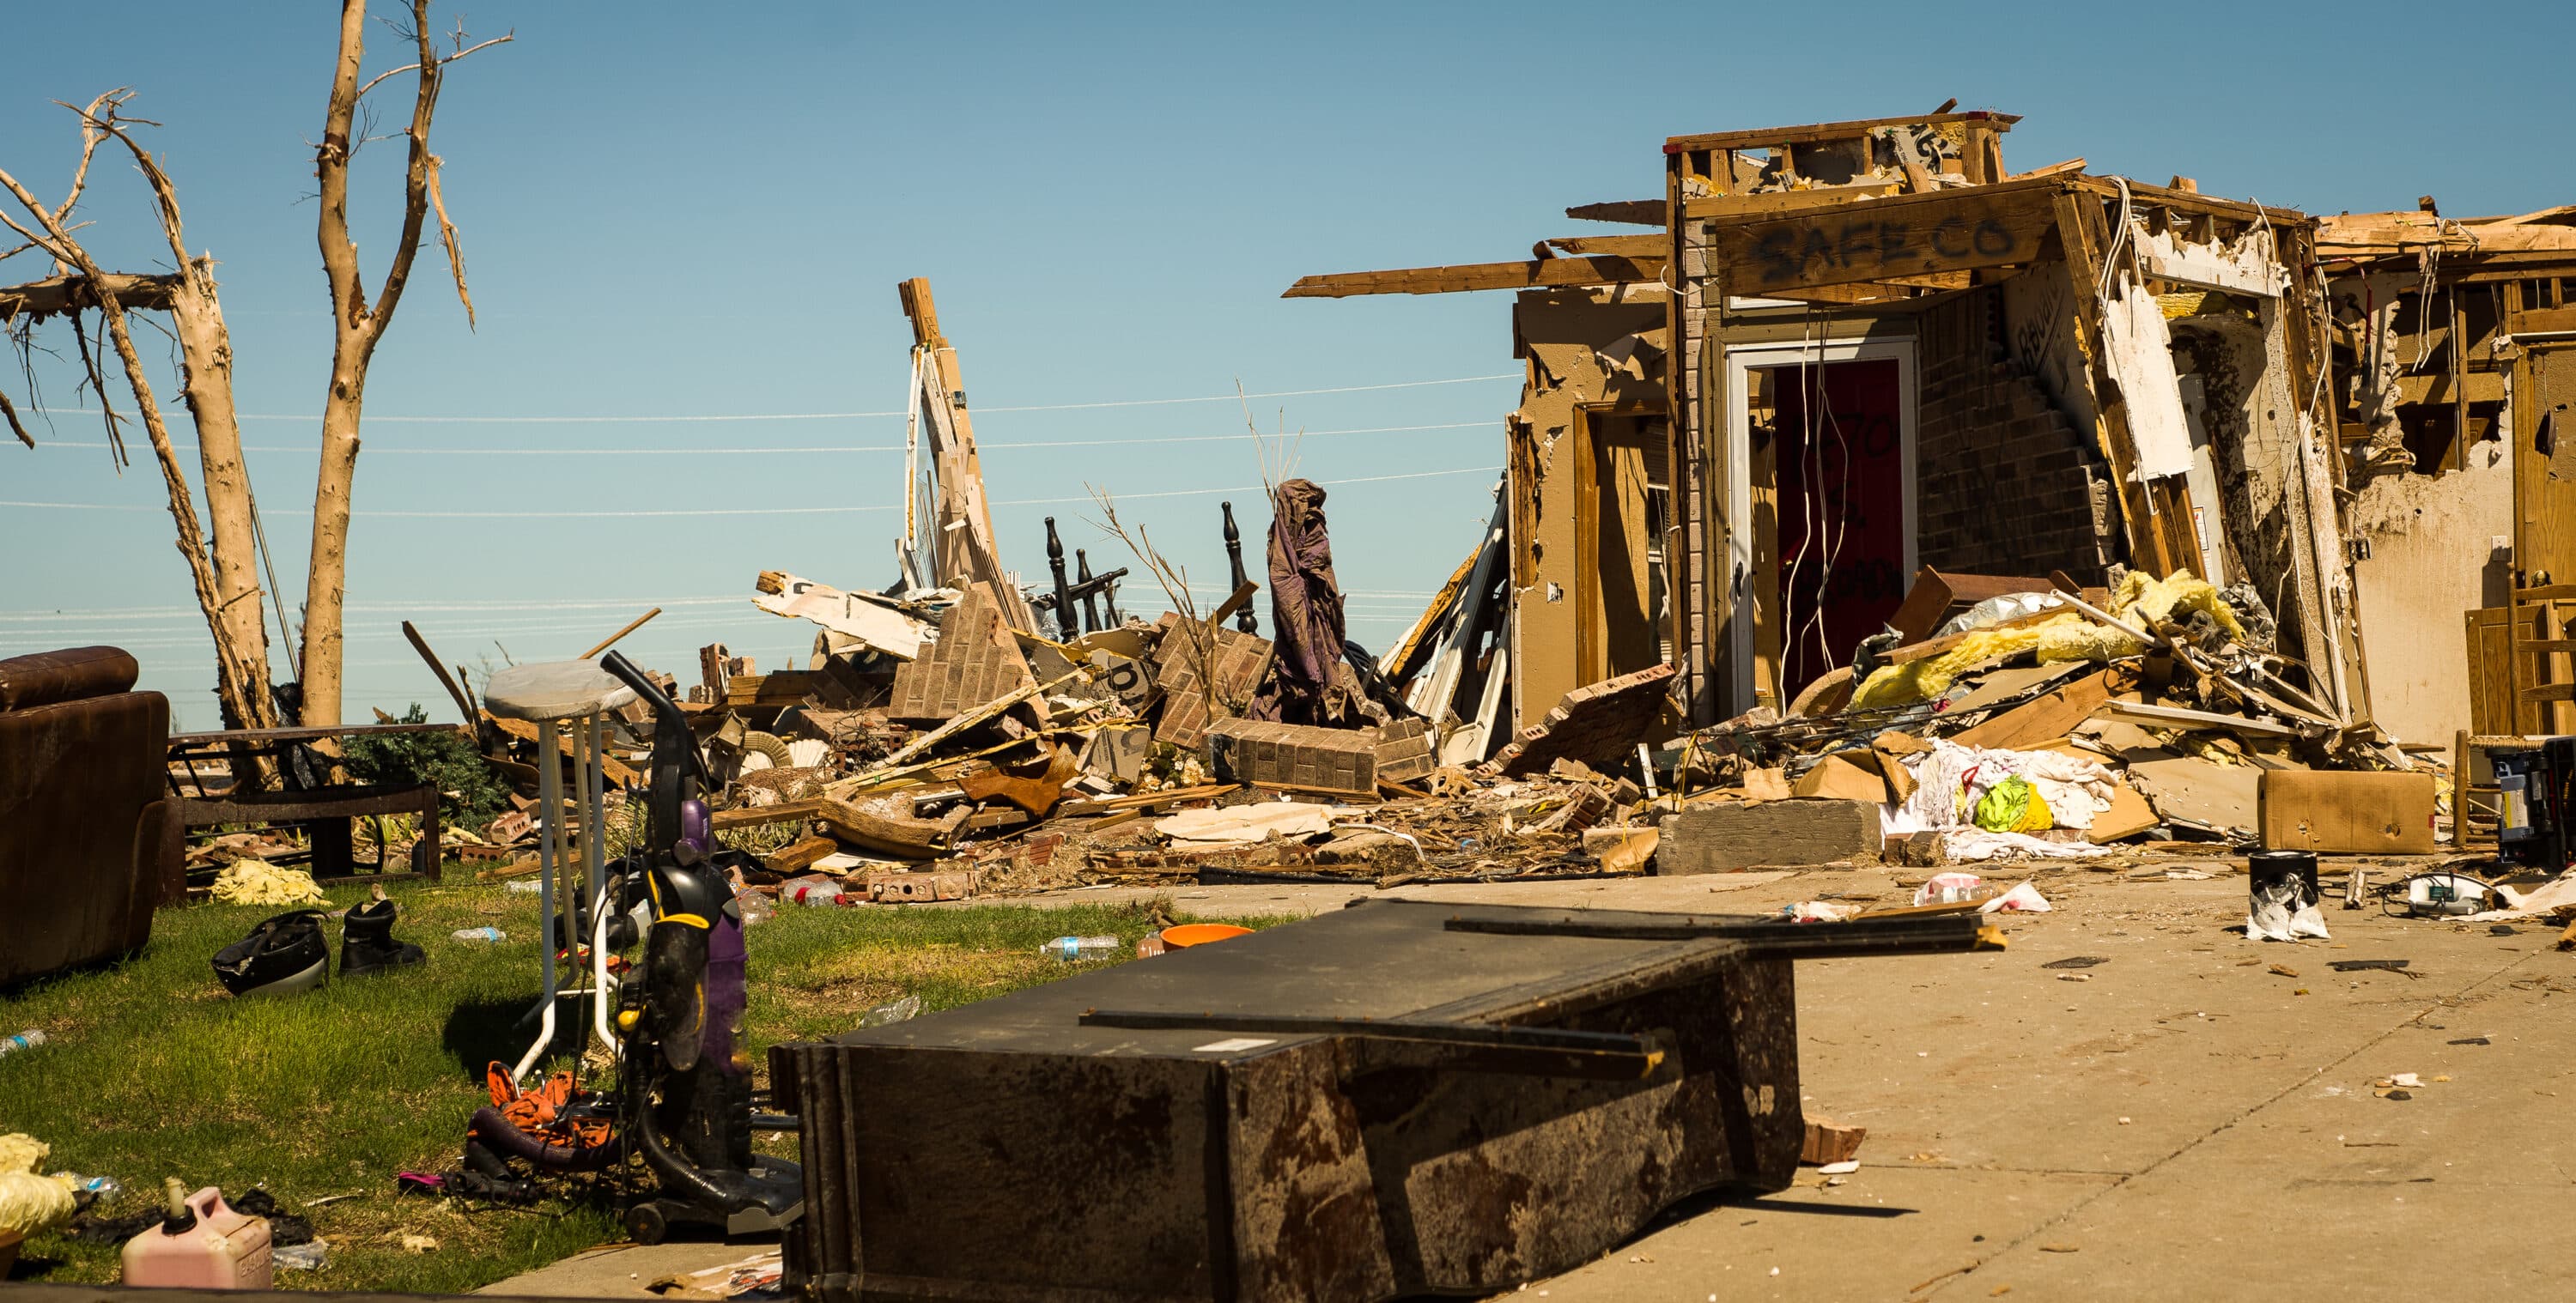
[298,0,456,730]
[169,254,278,729]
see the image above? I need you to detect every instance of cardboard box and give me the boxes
[1790,751,1891,804]
[2257,770,2438,855]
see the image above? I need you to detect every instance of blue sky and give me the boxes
[4,1,2567,728]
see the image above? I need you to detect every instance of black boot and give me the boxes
[341,895,427,977]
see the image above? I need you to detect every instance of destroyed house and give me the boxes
[1295,110,2374,752]
[2317,204,2576,745]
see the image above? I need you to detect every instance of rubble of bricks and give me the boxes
[1374,718,1435,783]
[1203,718,1380,796]
[1485,661,1679,777]
[887,584,1036,724]
[1150,613,1275,748]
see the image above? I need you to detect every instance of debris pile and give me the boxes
[1675,566,2436,869]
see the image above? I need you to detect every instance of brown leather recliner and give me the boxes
[0,646,182,987]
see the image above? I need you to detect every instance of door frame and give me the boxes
[1722,338,1918,709]
[1571,404,1674,688]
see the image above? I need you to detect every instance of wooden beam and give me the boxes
[1679,185,1898,221]
[1664,111,2019,156]
[1543,233,1668,258]
[2047,187,2174,576]
[1284,253,1665,300]
[1710,178,2062,294]
[1566,200,1665,226]
[2069,175,2305,226]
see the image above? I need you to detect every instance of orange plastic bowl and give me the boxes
[1158,923,1254,949]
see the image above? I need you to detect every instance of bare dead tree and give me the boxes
[0,3,504,739]
[0,91,276,730]
[303,0,507,730]
[1085,488,1232,725]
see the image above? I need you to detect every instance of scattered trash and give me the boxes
[1913,873,1992,907]
[400,1233,440,1254]
[858,995,922,1027]
[2246,850,2330,942]
[449,927,507,943]
[0,1030,46,1056]
[2330,959,2412,973]
[2040,957,2108,969]
[1980,882,2051,914]
[1038,935,1121,961]
[2447,1036,2491,1045]
[1817,1160,1861,1175]
[1783,900,1859,924]
[2268,965,2300,978]
[273,1240,330,1271]
[210,859,329,906]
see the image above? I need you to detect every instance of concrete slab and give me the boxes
[477,1240,776,1298]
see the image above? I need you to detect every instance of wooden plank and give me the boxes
[2069,175,2304,225]
[1544,233,1668,258]
[2007,157,2086,181]
[726,670,823,709]
[2508,306,2576,336]
[2096,699,2298,736]
[1679,185,1898,221]
[2464,606,2516,736]
[1284,254,1664,300]
[1565,199,1665,226]
[710,797,827,831]
[1948,670,2113,750]
[2049,188,2172,576]
[1663,111,2019,156]
[1710,179,2062,294]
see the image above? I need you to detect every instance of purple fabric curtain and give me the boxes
[1248,478,1352,725]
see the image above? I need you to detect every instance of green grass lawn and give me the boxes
[0,873,1257,1293]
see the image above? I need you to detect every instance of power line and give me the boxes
[0,466,1502,519]
[21,420,1492,458]
[15,373,1519,426]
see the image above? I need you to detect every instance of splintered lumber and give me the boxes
[711,797,828,831]
[825,670,1083,797]
[762,835,837,875]
[2097,700,2297,738]
[1801,1116,1868,1166]
[818,793,951,859]
[580,607,661,658]
[1283,253,1665,299]
[1948,670,2114,750]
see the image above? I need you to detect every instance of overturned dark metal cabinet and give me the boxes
[771,900,1992,1302]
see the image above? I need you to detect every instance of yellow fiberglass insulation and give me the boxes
[1850,614,2142,709]
[2110,569,2245,640]
[210,858,329,906]
[1848,570,2243,711]
[0,1135,74,1236]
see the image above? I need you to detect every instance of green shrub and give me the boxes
[341,703,513,831]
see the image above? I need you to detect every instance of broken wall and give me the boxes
[1507,285,1670,730]
[2348,444,2513,744]
[1913,287,2117,579]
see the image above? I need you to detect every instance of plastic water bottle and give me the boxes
[858,994,921,1027]
[53,1173,120,1198]
[786,881,842,907]
[451,927,507,942]
[1038,936,1121,961]
[0,1029,46,1056]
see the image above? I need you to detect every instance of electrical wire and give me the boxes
[14,373,1519,426]
[0,464,1502,518]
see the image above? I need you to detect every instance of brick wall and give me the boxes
[1913,290,2115,581]
[1203,718,1378,795]
[1150,614,1274,748]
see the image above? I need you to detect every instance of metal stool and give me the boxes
[482,659,636,1086]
